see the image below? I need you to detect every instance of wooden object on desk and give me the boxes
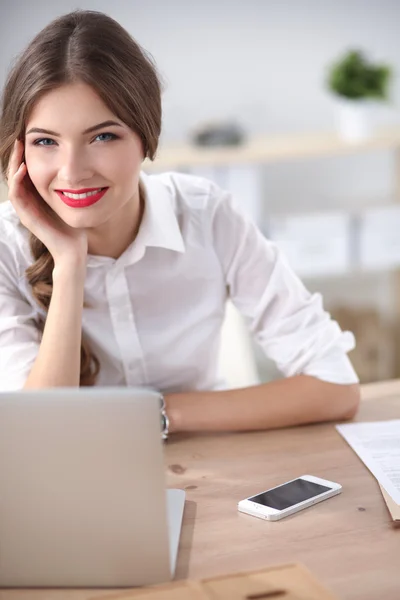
[0,381,398,600]
[97,564,338,600]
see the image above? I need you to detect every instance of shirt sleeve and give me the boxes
[211,188,359,385]
[0,242,41,391]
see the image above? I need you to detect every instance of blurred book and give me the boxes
[267,211,351,278]
[358,205,400,270]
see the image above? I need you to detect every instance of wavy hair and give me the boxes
[0,10,162,385]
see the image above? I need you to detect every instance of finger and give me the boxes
[14,161,27,180]
[7,140,24,181]
[9,161,27,190]
[8,162,28,205]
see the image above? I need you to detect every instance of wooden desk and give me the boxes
[0,381,399,600]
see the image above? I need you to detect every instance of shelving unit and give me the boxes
[144,126,400,383]
[144,126,400,278]
[144,126,400,170]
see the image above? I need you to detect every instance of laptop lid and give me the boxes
[0,387,173,587]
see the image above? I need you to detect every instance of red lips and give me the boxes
[55,187,108,208]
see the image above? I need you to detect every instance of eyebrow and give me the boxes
[25,120,124,136]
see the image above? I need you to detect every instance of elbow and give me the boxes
[336,383,360,421]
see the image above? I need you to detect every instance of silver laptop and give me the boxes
[0,387,185,587]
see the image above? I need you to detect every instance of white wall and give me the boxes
[1,0,399,314]
[1,0,400,141]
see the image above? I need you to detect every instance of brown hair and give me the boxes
[0,10,162,385]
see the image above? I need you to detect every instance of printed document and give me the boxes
[336,420,400,505]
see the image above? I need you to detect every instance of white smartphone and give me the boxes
[238,475,342,521]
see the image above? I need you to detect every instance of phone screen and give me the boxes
[249,479,332,510]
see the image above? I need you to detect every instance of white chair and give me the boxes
[218,300,260,389]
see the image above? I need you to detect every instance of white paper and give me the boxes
[336,420,400,505]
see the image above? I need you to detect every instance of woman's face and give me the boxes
[24,82,144,230]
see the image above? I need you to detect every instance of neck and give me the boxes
[87,186,144,259]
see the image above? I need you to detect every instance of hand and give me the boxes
[7,140,88,266]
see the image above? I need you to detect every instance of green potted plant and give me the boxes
[327,50,392,141]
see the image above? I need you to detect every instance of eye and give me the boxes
[33,138,56,146]
[94,132,118,143]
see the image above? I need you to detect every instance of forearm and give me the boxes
[165,375,360,433]
[24,259,86,389]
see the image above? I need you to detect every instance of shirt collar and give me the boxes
[87,171,185,268]
[135,171,185,254]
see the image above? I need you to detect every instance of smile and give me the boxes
[55,187,108,208]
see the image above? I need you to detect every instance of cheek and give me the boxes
[114,162,139,187]
[25,152,54,190]
[103,146,142,186]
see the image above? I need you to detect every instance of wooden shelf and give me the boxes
[144,126,400,171]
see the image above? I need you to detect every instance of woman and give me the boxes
[0,10,360,436]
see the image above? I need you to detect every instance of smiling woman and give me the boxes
[0,11,161,386]
[0,10,360,433]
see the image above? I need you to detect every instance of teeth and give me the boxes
[62,188,103,200]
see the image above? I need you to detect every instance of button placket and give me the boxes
[106,267,148,386]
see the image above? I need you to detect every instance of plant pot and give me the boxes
[333,98,375,142]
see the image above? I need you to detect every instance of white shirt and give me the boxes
[0,171,358,392]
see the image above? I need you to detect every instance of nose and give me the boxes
[57,146,94,186]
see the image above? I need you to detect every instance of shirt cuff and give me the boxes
[301,352,359,385]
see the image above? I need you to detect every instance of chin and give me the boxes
[64,214,102,229]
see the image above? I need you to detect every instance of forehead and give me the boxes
[27,82,116,128]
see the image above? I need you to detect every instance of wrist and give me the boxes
[52,257,87,283]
